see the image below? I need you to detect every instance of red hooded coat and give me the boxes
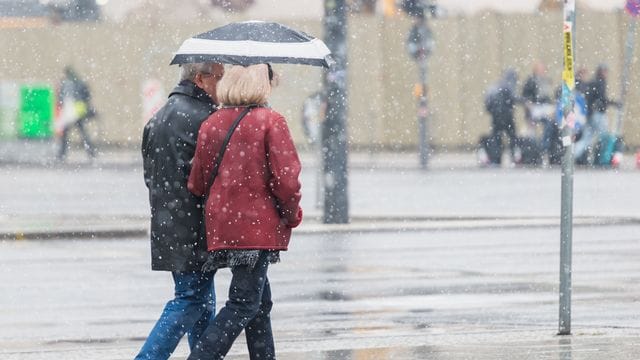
[188,106,302,252]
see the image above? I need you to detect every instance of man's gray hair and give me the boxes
[179,63,212,82]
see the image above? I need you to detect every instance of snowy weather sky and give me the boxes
[100,0,628,21]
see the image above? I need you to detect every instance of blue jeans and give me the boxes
[135,271,215,360]
[188,251,274,360]
[540,117,556,153]
[574,111,608,160]
[58,117,96,160]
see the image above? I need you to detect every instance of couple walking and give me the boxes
[139,61,303,359]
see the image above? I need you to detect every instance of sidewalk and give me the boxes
[3,138,639,170]
[2,141,640,359]
[2,139,640,240]
[0,138,481,169]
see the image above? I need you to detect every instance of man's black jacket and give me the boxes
[142,80,216,271]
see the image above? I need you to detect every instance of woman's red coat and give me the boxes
[188,106,302,252]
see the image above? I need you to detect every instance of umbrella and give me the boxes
[170,21,333,68]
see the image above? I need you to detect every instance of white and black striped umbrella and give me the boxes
[170,21,333,68]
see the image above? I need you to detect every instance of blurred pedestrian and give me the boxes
[55,66,97,161]
[137,62,224,360]
[186,64,303,360]
[574,63,621,162]
[521,61,554,151]
[484,69,520,164]
[575,66,589,95]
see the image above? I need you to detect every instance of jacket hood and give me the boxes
[170,80,217,108]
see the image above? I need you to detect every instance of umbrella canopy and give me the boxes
[170,21,333,68]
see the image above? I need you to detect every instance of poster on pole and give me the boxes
[560,0,576,139]
[626,0,640,17]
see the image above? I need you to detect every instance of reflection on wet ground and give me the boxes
[223,338,640,360]
[559,337,573,360]
[219,225,640,359]
[1,226,640,359]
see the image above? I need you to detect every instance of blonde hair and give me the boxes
[216,64,271,106]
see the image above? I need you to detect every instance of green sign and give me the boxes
[18,85,54,138]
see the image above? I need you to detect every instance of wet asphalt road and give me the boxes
[1,224,639,359]
[1,156,639,358]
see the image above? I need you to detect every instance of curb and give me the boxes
[2,215,639,241]
[296,215,640,234]
[2,228,149,241]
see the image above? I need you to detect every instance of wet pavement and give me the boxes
[2,149,640,239]
[1,225,639,359]
[1,149,639,358]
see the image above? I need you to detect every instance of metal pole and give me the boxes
[316,142,324,209]
[559,0,576,336]
[404,4,435,169]
[418,42,429,169]
[322,0,349,224]
[615,17,637,135]
[414,14,433,169]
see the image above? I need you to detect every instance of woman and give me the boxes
[186,63,302,359]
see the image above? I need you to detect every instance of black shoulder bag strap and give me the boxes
[204,105,255,202]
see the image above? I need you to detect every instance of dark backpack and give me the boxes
[77,81,91,102]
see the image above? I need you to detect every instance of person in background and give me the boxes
[137,62,224,360]
[485,69,520,164]
[552,79,588,165]
[56,66,98,161]
[186,64,303,360]
[574,63,621,162]
[574,66,589,95]
[521,61,554,152]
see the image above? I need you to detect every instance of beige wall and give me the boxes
[1,11,638,149]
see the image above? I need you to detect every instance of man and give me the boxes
[522,62,553,115]
[574,64,620,163]
[485,69,519,165]
[56,66,98,161]
[137,62,224,360]
[521,61,554,151]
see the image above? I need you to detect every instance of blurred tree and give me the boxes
[47,0,101,22]
[538,0,562,12]
[349,0,377,14]
[0,0,48,17]
[209,0,255,12]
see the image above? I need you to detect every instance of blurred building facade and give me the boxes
[0,3,638,150]
[0,0,101,24]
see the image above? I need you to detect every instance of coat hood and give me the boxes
[170,80,217,108]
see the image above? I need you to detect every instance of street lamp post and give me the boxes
[416,20,431,169]
[322,0,349,224]
[558,0,576,336]
[404,1,436,169]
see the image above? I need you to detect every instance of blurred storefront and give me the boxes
[0,1,638,150]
